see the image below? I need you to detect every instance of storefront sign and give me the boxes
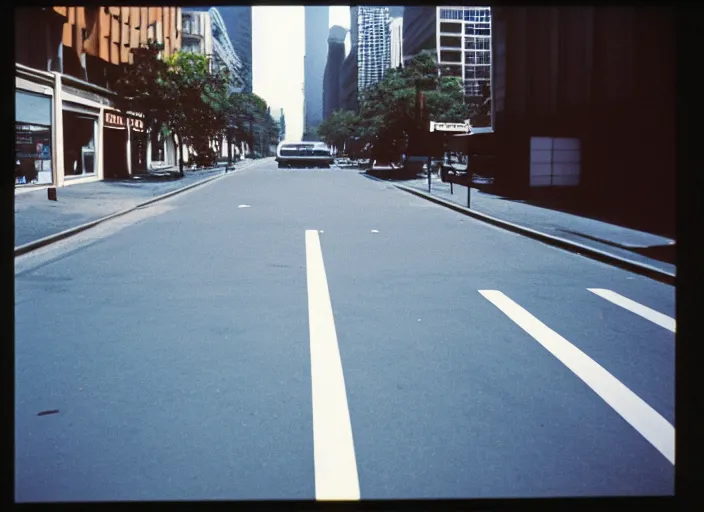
[104,111,145,132]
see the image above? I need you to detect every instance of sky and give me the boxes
[253,6,350,141]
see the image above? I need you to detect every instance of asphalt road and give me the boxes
[15,161,675,501]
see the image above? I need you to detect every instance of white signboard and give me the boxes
[429,121,470,133]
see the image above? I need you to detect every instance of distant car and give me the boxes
[276,141,333,168]
[370,160,401,175]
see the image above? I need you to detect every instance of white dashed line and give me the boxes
[305,230,360,500]
[479,289,675,465]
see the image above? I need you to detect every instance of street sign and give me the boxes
[429,121,471,133]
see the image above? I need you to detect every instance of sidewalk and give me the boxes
[398,176,676,277]
[14,159,259,249]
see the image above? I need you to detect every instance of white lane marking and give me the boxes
[479,290,675,465]
[237,204,251,208]
[305,230,360,500]
[588,288,676,333]
[371,229,379,233]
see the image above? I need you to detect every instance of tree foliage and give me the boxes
[162,51,230,160]
[224,92,280,155]
[317,110,362,151]
[114,41,281,164]
[318,51,473,160]
[112,40,170,134]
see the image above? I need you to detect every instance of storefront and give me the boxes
[102,109,146,178]
[62,104,99,180]
[15,66,55,187]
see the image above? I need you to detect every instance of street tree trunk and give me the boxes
[178,134,184,177]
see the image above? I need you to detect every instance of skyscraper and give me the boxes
[403,6,492,97]
[356,6,391,92]
[323,25,347,120]
[185,6,252,93]
[304,6,329,140]
[389,16,403,69]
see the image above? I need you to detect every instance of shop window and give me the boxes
[15,91,53,186]
[63,111,97,177]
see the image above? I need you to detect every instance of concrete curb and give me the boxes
[14,162,259,257]
[383,178,675,286]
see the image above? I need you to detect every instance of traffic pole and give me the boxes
[428,155,432,193]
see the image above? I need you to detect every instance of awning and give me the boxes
[447,128,497,154]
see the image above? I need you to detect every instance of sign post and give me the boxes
[429,120,471,197]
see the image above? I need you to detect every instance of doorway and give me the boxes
[103,126,128,179]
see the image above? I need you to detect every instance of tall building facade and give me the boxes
[339,50,358,112]
[402,6,436,66]
[323,25,347,120]
[181,10,244,93]
[181,11,213,58]
[185,6,252,93]
[389,17,403,69]
[403,6,492,97]
[356,6,391,92]
[438,7,491,97]
[15,7,182,188]
[209,8,246,92]
[304,6,329,140]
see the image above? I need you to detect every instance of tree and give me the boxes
[114,41,232,175]
[224,92,279,158]
[112,40,171,169]
[335,51,471,161]
[163,51,230,171]
[317,110,361,152]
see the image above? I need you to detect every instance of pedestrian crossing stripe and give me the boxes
[588,288,676,332]
[479,289,675,465]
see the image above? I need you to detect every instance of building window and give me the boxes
[465,51,491,66]
[440,35,461,49]
[465,38,491,51]
[440,50,462,64]
[62,111,97,177]
[15,91,53,186]
[465,26,491,37]
[440,22,462,34]
[465,65,491,80]
[465,9,491,23]
[440,8,463,20]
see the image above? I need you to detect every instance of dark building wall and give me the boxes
[402,6,436,63]
[323,41,346,119]
[491,6,675,235]
[339,49,358,112]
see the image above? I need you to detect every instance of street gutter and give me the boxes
[380,178,675,286]
[14,160,267,257]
